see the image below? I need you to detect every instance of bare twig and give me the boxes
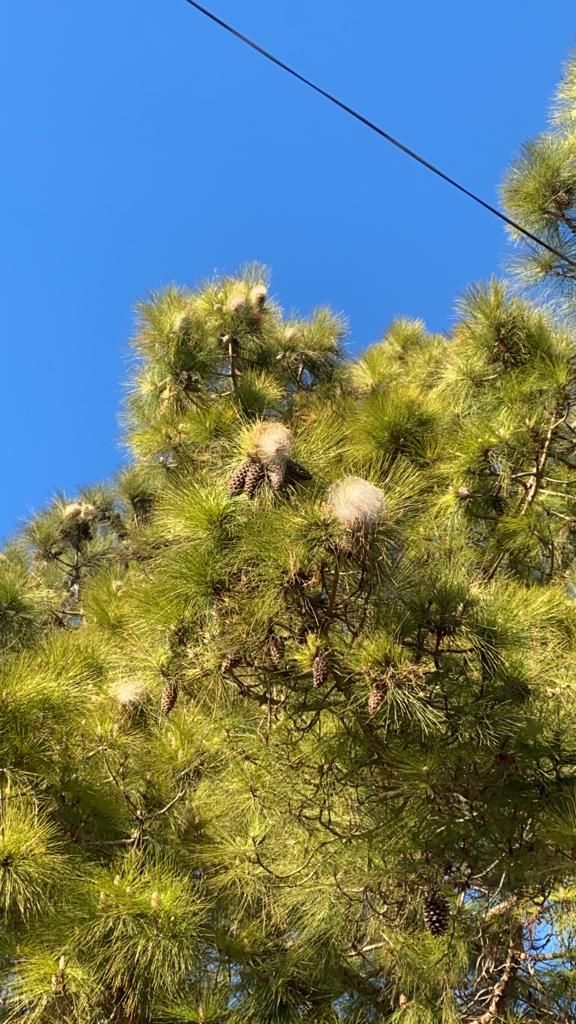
[227,335,240,395]
[471,938,518,1024]
[153,788,186,818]
[522,408,570,513]
[485,895,518,920]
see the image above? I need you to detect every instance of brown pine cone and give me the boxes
[423,891,450,936]
[312,652,328,688]
[268,634,285,665]
[367,682,387,716]
[244,460,266,499]
[266,464,285,491]
[227,459,254,497]
[160,678,179,716]
[286,459,312,483]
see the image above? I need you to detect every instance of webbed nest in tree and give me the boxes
[326,478,385,552]
[62,501,96,523]
[112,678,151,725]
[225,283,268,318]
[249,284,267,310]
[227,422,312,498]
[250,421,292,463]
[327,477,385,531]
[59,502,98,545]
[113,678,149,710]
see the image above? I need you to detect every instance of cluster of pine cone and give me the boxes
[227,458,312,499]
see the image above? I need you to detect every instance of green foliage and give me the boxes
[0,551,51,654]
[502,52,576,302]
[6,71,576,1018]
[1,271,575,1022]
[0,797,67,921]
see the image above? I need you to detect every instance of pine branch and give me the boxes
[226,335,240,395]
[521,407,570,512]
[484,896,518,921]
[468,938,518,1023]
[521,948,576,961]
[250,834,336,878]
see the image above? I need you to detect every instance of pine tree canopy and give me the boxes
[502,50,576,302]
[4,56,576,1024]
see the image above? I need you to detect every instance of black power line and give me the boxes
[183,0,576,270]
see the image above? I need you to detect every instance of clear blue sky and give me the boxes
[1,1,574,539]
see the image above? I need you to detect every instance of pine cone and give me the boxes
[266,464,285,491]
[367,682,387,716]
[268,634,285,665]
[221,651,242,675]
[160,678,179,716]
[286,459,312,483]
[423,891,450,936]
[312,652,328,688]
[227,459,254,497]
[244,460,265,499]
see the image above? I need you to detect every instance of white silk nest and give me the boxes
[327,477,385,532]
[249,284,267,308]
[63,501,96,523]
[250,422,293,467]
[113,679,149,709]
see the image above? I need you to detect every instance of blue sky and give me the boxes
[1,1,574,539]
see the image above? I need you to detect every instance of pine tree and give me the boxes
[502,52,576,304]
[4,73,576,1021]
